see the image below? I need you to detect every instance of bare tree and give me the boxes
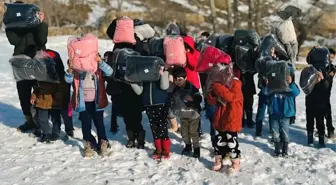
[247,0,254,29]
[254,0,262,33]
[209,0,217,33]
[226,0,233,33]
[233,0,238,29]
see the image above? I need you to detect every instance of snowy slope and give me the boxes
[0,35,336,185]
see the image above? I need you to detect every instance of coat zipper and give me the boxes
[150,83,153,105]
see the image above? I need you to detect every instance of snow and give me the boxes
[1,34,336,185]
[238,5,249,12]
[86,5,107,26]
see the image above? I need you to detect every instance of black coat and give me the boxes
[6,22,48,58]
[306,70,330,110]
[242,72,256,96]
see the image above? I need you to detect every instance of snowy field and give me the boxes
[0,34,336,185]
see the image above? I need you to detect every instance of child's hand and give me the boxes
[286,76,292,84]
[96,55,102,63]
[264,78,269,85]
[317,71,324,82]
[30,99,35,105]
[159,66,164,76]
[329,71,334,77]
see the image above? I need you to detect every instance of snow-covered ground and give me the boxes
[0,34,336,185]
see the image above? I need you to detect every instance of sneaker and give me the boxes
[99,140,110,157]
[181,144,192,155]
[84,141,95,158]
[66,130,74,138]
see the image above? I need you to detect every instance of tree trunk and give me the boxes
[209,0,217,33]
[233,0,238,29]
[248,0,254,29]
[226,0,233,33]
[255,0,262,34]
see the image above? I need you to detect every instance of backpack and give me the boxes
[113,17,136,44]
[110,48,140,82]
[3,3,41,28]
[196,45,231,72]
[67,33,98,73]
[163,36,186,67]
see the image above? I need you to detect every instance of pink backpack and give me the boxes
[113,17,136,44]
[67,33,98,73]
[163,36,186,67]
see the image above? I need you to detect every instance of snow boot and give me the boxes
[126,130,136,148]
[181,144,192,155]
[66,130,74,138]
[99,139,111,157]
[40,134,53,143]
[212,155,223,171]
[33,129,42,138]
[17,116,36,132]
[161,139,171,159]
[49,133,60,142]
[307,132,314,146]
[193,147,200,158]
[327,131,335,139]
[228,158,240,174]
[153,139,162,160]
[282,142,289,157]
[136,130,146,149]
[318,135,326,148]
[274,142,282,157]
[84,141,95,158]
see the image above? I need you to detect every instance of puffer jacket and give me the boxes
[183,36,201,89]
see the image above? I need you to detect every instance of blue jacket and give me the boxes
[64,61,113,112]
[142,81,169,106]
[268,83,300,119]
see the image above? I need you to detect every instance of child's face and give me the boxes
[174,77,186,87]
[330,53,335,62]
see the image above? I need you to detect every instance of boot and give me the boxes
[17,116,36,132]
[193,147,200,158]
[136,130,146,149]
[168,118,178,132]
[99,139,111,157]
[274,142,282,157]
[228,158,240,174]
[307,132,314,146]
[40,134,53,144]
[126,130,135,148]
[282,142,289,157]
[33,129,42,138]
[181,144,192,155]
[110,117,119,133]
[84,141,95,158]
[327,131,335,139]
[66,130,74,138]
[318,135,326,148]
[161,139,171,159]
[212,155,223,171]
[255,123,262,137]
[152,139,162,160]
[49,133,60,142]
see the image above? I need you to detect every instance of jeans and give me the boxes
[35,108,51,134]
[79,102,107,148]
[271,118,290,143]
[255,93,272,134]
[51,109,74,136]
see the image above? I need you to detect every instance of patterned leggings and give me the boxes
[145,104,169,140]
[214,131,241,159]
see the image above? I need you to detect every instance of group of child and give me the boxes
[5,2,336,173]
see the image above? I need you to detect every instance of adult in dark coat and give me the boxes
[325,48,336,138]
[242,72,256,128]
[5,1,48,132]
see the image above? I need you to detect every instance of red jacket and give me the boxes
[207,79,243,132]
[183,36,201,89]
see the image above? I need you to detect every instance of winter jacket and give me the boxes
[207,79,243,132]
[131,71,170,106]
[31,82,57,110]
[305,69,330,110]
[6,22,48,58]
[183,36,201,89]
[65,61,112,112]
[173,81,202,112]
[119,82,143,117]
[268,83,300,119]
[242,72,256,96]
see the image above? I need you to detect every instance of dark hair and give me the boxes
[173,67,186,78]
[14,1,24,3]
[201,32,210,38]
[329,48,335,55]
[103,51,112,58]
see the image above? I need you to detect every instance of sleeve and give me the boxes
[98,60,113,77]
[33,23,48,48]
[288,83,300,97]
[160,71,170,90]
[64,72,74,84]
[5,29,20,46]
[106,20,117,40]
[212,79,243,103]
[130,83,143,95]
[206,92,217,105]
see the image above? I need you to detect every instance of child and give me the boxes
[131,68,171,159]
[266,66,300,157]
[325,48,335,139]
[207,76,243,173]
[45,50,74,141]
[65,55,113,157]
[172,67,202,158]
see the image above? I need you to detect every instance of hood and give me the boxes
[183,36,196,52]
